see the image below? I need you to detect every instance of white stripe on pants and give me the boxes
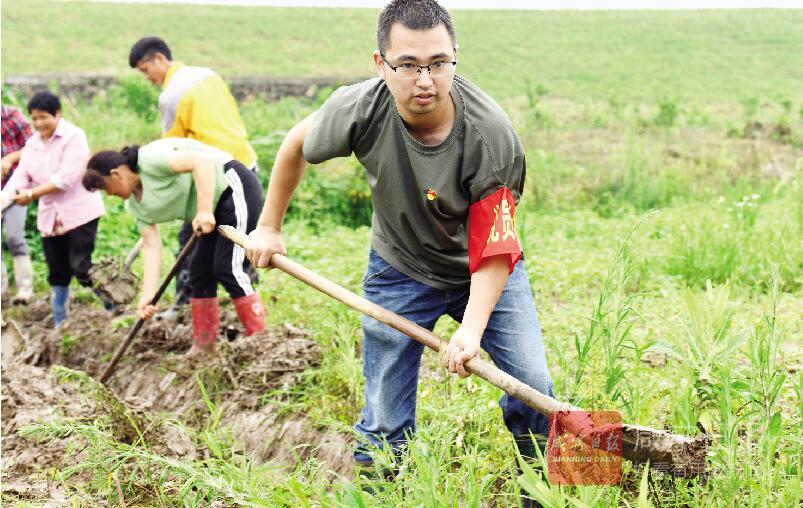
[225,167,254,295]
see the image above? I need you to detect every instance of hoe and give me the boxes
[218,225,708,478]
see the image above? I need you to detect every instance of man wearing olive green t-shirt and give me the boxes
[243,1,554,502]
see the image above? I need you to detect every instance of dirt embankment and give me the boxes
[1,298,352,504]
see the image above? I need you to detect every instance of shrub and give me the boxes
[592,136,690,216]
[286,157,372,230]
[654,97,680,128]
[107,76,160,123]
[524,80,552,129]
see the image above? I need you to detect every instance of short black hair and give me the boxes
[84,146,140,191]
[129,37,172,68]
[27,91,61,116]
[377,0,456,55]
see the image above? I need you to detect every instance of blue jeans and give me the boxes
[354,250,554,461]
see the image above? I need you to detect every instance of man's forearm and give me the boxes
[462,255,510,333]
[257,117,313,231]
[258,157,306,230]
[443,255,511,378]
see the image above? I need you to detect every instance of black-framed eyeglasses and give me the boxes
[381,54,457,79]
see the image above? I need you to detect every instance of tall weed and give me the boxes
[571,216,649,416]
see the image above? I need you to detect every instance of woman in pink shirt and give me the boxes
[1,92,106,326]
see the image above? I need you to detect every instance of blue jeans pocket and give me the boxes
[362,250,395,287]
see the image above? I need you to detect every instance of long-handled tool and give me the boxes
[123,237,144,270]
[218,225,708,477]
[99,233,200,384]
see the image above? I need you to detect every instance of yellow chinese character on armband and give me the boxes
[501,199,516,241]
[487,205,500,244]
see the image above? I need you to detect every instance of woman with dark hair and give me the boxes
[84,137,265,355]
[1,91,106,326]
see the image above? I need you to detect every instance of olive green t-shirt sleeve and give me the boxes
[302,82,374,164]
[466,139,526,205]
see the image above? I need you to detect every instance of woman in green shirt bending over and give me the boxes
[84,137,265,355]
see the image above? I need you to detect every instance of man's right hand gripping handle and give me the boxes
[245,225,287,269]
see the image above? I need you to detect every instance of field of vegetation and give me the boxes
[1,1,801,506]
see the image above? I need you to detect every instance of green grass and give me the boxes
[3,1,803,102]
[13,211,802,506]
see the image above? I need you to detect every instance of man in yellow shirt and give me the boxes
[129,36,260,319]
[129,37,257,168]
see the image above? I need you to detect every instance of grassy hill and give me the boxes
[3,0,802,102]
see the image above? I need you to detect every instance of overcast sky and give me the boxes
[87,0,803,9]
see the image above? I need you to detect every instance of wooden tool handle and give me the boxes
[122,237,144,271]
[99,233,201,384]
[218,225,573,416]
[220,225,710,475]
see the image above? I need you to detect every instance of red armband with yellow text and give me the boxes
[468,187,522,274]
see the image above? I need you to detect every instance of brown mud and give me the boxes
[1,297,352,504]
[88,258,139,305]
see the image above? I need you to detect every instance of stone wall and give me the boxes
[2,74,368,103]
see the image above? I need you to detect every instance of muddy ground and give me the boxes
[1,297,352,505]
